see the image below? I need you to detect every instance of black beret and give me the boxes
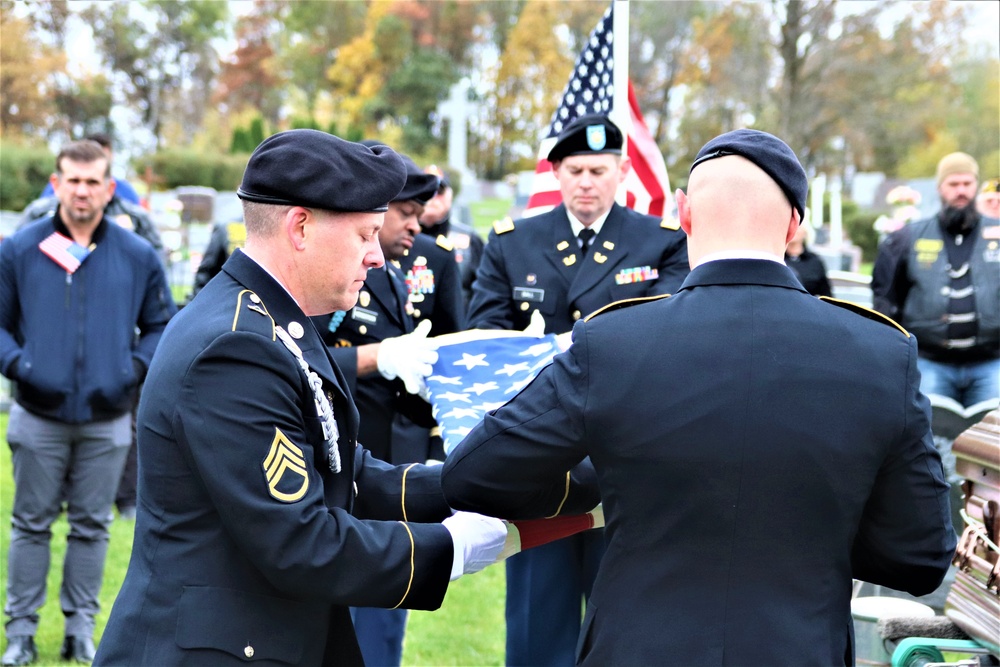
[425,164,450,190]
[396,154,440,205]
[237,130,406,213]
[547,114,623,163]
[359,141,440,205]
[690,129,807,221]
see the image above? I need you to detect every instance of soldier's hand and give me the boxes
[523,309,545,336]
[377,319,438,395]
[442,511,508,580]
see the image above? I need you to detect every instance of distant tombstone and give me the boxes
[176,186,217,223]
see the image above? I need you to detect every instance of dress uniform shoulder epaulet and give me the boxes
[231,289,277,340]
[435,234,454,251]
[818,297,910,337]
[660,217,680,231]
[493,217,515,235]
[584,293,671,322]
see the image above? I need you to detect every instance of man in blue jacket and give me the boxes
[0,139,176,666]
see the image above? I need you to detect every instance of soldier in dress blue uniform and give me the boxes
[94,130,509,666]
[443,130,955,666]
[420,165,486,308]
[465,114,690,667]
[311,148,454,667]
[392,232,466,465]
[398,232,466,339]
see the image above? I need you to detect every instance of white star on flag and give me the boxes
[505,376,534,395]
[521,342,555,358]
[496,362,531,377]
[442,407,482,420]
[469,381,500,396]
[428,375,463,385]
[454,353,489,370]
[435,391,472,403]
[426,332,562,454]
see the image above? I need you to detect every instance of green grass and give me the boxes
[469,198,514,237]
[0,411,506,665]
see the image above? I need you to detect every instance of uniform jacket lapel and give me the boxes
[542,206,580,289]
[567,203,629,305]
[364,266,409,333]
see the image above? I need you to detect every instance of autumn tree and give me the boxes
[667,2,773,185]
[483,0,602,178]
[52,73,115,139]
[629,0,706,161]
[328,2,399,135]
[277,0,367,119]
[0,1,66,139]
[214,4,283,127]
[81,0,227,149]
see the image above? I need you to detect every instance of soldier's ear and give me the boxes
[785,208,800,245]
[285,206,311,251]
[676,189,692,236]
[617,155,632,180]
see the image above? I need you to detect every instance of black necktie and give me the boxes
[386,264,412,331]
[578,228,596,257]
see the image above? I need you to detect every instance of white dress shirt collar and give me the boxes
[566,208,611,239]
[694,249,786,268]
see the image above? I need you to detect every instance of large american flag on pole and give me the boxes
[522,2,672,219]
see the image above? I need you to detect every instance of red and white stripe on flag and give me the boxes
[38,232,87,274]
[521,4,671,219]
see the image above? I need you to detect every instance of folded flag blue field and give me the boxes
[427,332,560,455]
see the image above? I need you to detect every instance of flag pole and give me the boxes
[612,0,629,205]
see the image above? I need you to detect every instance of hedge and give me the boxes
[0,142,56,212]
[136,149,249,191]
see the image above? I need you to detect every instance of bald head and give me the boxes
[677,155,799,267]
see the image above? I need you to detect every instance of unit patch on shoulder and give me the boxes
[584,294,671,322]
[493,217,515,235]
[263,428,310,502]
[436,235,454,251]
[819,297,910,337]
[660,217,680,231]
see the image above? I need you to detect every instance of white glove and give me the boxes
[442,511,508,581]
[524,309,545,336]
[377,319,438,395]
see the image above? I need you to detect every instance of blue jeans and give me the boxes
[917,357,999,408]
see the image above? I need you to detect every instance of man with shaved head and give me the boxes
[442,130,956,666]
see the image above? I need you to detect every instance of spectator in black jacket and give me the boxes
[785,222,832,297]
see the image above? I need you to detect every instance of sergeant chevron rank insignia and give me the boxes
[263,428,309,502]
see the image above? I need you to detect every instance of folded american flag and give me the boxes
[427,331,561,455]
[39,232,90,274]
